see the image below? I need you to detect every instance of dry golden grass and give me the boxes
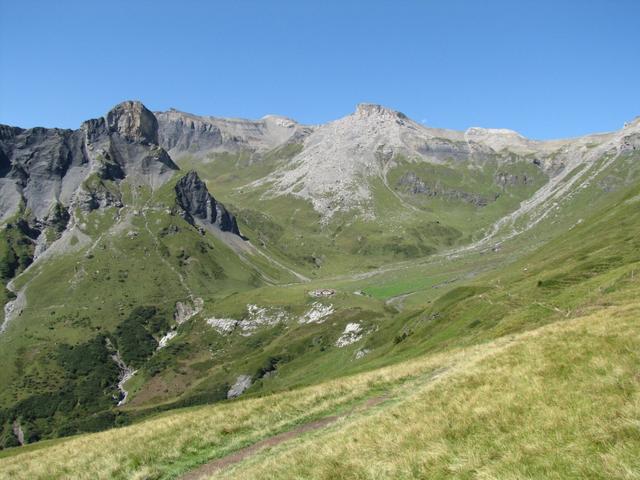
[219,303,640,479]
[1,303,639,479]
[0,324,492,479]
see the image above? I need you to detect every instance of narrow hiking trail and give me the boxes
[175,311,559,480]
[179,395,391,480]
[174,303,611,479]
[177,365,460,479]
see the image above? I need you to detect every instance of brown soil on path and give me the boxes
[179,395,390,480]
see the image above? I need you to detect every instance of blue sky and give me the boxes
[1,0,638,139]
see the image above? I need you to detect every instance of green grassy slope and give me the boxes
[1,139,638,453]
[146,159,640,420]
[224,303,640,480]
[173,148,549,276]
[1,284,637,479]
[0,163,633,475]
[0,174,280,445]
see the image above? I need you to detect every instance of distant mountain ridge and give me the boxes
[155,108,311,156]
[0,101,242,255]
[0,100,639,450]
[154,104,640,220]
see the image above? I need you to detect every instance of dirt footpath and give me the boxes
[180,395,389,480]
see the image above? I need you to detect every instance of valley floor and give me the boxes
[1,298,638,479]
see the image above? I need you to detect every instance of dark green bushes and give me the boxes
[0,219,37,281]
[113,306,169,368]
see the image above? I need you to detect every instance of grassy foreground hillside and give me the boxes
[0,299,637,479]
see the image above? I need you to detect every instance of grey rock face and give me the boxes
[0,101,178,225]
[620,131,640,154]
[175,171,240,235]
[74,184,123,212]
[0,125,89,221]
[157,111,224,153]
[416,137,475,163]
[227,375,252,399]
[106,101,159,144]
[495,172,531,187]
[397,171,495,207]
[156,109,312,156]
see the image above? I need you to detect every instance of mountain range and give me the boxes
[0,100,638,467]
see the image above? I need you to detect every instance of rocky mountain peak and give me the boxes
[465,127,524,139]
[174,170,240,235]
[0,101,178,226]
[261,115,299,129]
[258,103,452,218]
[106,101,158,144]
[623,116,640,131]
[355,103,408,120]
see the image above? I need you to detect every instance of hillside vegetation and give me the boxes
[1,159,639,478]
[1,299,637,479]
[0,102,639,477]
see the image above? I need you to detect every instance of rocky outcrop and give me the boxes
[106,100,158,144]
[227,375,252,399]
[174,297,204,325]
[12,420,25,446]
[416,137,474,163]
[74,183,123,212]
[156,298,204,350]
[80,101,178,186]
[156,109,312,156]
[0,101,178,227]
[175,171,240,235]
[495,172,532,187]
[397,171,494,207]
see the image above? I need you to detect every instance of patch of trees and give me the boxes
[0,306,174,449]
[112,306,170,368]
[0,335,123,448]
[253,354,292,381]
[58,334,120,408]
[0,219,37,281]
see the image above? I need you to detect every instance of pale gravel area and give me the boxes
[298,302,334,324]
[206,302,335,335]
[335,322,364,347]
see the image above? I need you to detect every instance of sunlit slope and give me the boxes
[119,178,640,415]
[223,303,640,480]
[1,166,639,477]
[175,147,549,277]
[171,110,640,279]
[1,297,637,479]
[0,174,290,443]
[2,143,638,448]
[2,103,639,452]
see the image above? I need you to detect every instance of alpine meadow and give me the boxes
[1,1,639,479]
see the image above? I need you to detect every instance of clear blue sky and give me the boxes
[1,0,638,139]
